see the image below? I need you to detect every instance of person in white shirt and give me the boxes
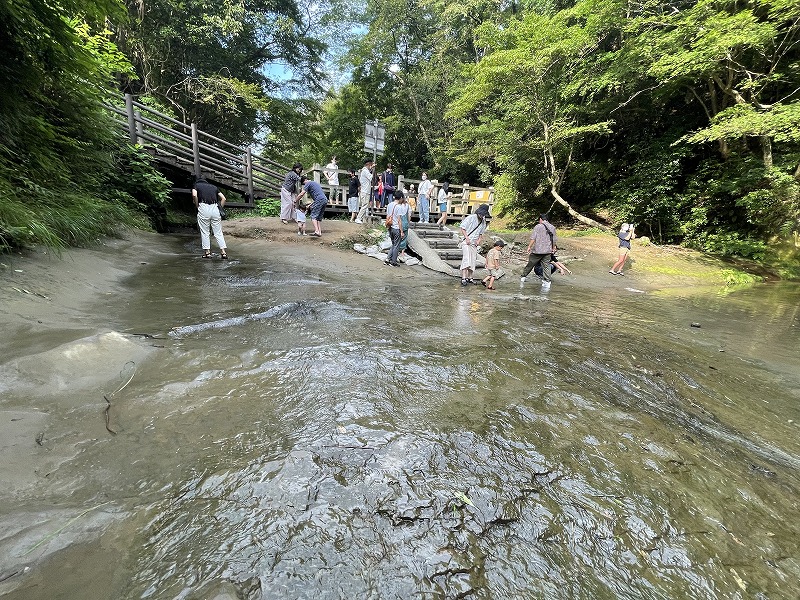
[384,190,410,266]
[459,203,490,285]
[417,172,433,224]
[355,159,374,224]
[323,156,339,202]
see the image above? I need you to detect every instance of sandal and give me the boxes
[486,286,496,290]
[202,252,212,258]
[220,252,228,260]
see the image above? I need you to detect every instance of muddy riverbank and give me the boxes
[1,226,798,599]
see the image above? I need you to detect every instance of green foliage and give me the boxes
[256,198,281,217]
[0,2,152,251]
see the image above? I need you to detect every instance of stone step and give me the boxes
[426,240,460,249]
[413,230,456,240]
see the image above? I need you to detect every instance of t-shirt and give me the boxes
[438,188,447,205]
[348,175,359,197]
[386,201,409,230]
[460,214,487,245]
[618,231,632,249]
[359,167,372,193]
[283,170,300,193]
[485,247,502,269]
[194,180,219,204]
[324,162,339,186]
[303,180,328,205]
[530,221,556,254]
[418,179,433,197]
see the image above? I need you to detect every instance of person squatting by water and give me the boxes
[482,239,505,290]
[192,177,228,259]
[521,213,557,289]
[459,203,490,285]
[296,176,328,237]
[355,159,374,224]
[384,189,410,266]
[347,168,360,222]
[281,163,303,224]
[417,172,433,224]
[610,223,635,275]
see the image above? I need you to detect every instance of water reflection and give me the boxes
[4,237,800,599]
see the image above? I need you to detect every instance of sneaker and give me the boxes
[520,276,526,283]
[355,219,363,224]
[617,271,624,276]
[609,270,617,275]
[461,279,469,286]
[542,280,551,287]
[297,231,302,236]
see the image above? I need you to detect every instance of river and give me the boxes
[1,235,799,599]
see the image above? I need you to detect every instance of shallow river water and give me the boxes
[2,236,799,599]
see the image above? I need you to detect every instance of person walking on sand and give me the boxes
[355,159,374,223]
[384,190,409,266]
[610,223,635,275]
[481,240,505,290]
[281,163,303,224]
[459,203,490,286]
[296,176,328,237]
[436,181,450,229]
[521,213,557,290]
[347,168,359,222]
[193,177,229,259]
[417,172,433,224]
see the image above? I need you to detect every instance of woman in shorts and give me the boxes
[436,181,450,229]
[610,223,635,275]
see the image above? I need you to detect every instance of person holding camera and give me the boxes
[610,223,635,275]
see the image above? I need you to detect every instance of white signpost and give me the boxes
[363,119,385,162]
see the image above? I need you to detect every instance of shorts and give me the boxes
[618,246,630,256]
[295,209,307,223]
[486,267,505,278]
[347,196,359,212]
[439,203,447,212]
[310,200,327,221]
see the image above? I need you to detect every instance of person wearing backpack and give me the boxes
[520,213,557,289]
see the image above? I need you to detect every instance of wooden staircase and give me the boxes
[410,222,467,270]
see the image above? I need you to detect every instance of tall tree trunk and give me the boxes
[549,185,610,231]
[761,136,773,169]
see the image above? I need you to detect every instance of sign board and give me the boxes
[363,120,385,155]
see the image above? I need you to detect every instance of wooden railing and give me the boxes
[305,164,495,218]
[107,94,289,206]
[107,94,496,217]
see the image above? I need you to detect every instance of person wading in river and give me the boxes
[192,177,228,259]
[459,203,490,286]
[521,213,557,289]
[610,223,635,275]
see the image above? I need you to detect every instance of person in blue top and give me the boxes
[610,223,635,275]
[296,176,329,237]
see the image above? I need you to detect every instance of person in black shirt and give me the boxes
[347,169,360,222]
[192,178,228,259]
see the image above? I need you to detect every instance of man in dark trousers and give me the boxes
[520,213,557,289]
[381,163,396,208]
[192,178,228,259]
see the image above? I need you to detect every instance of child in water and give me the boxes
[481,240,506,290]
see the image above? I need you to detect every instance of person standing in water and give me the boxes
[610,223,635,275]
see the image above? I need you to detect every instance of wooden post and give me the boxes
[246,148,254,206]
[191,123,201,179]
[125,93,137,144]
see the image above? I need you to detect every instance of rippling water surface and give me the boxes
[4,237,800,599]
